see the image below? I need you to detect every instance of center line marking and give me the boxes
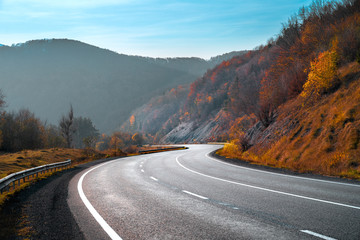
[182,190,208,200]
[176,156,360,210]
[150,176,158,181]
[300,230,337,240]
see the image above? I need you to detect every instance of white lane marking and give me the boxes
[206,153,360,188]
[150,176,158,181]
[141,169,145,173]
[300,230,337,240]
[176,156,360,210]
[78,161,123,240]
[182,190,208,200]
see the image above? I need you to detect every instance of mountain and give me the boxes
[121,0,360,178]
[0,39,244,133]
[121,49,266,142]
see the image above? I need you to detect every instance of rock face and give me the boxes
[161,110,230,143]
[161,122,194,143]
[161,121,217,143]
[244,116,297,149]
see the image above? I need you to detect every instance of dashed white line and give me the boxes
[150,176,158,181]
[300,230,337,240]
[141,169,145,173]
[218,202,230,206]
[78,161,123,240]
[182,190,208,200]
[176,156,360,210]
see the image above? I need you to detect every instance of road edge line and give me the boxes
[176,155,360,210]
[300,230,337,240]
[77,161,123,240]
[206,153,360,188]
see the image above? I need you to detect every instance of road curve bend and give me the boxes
[67,144,360,240]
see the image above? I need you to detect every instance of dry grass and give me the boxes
[0,148,109,206]
[0,148,106,179]
[219,62,360,179]
[218,141,241,159]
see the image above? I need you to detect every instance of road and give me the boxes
[67,144,360,239]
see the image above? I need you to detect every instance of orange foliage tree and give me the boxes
[301,49,338,100]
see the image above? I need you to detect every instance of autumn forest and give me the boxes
[0,0,360,179]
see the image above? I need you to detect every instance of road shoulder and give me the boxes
[0,157,119,239]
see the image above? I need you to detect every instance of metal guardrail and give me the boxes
[139,147,187,154]
[0,159,71,194]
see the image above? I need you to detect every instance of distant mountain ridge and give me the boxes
[0,39,246,133]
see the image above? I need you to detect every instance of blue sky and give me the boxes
[0,0,313,59]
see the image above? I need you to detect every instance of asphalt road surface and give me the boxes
[67,144,360,239]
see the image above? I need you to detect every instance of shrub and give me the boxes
[301,50,339,100]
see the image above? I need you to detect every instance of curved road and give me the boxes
[67,144,360,239]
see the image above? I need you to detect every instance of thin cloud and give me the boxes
[2,0,132,8]
[0,0,315,58]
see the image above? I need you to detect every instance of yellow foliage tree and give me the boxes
[129,115,135,126]
[301,50,338,100]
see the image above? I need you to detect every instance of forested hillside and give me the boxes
[123,0,360,178]
[0,39,241,133]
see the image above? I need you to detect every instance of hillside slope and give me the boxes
[122,48,270,143]
[220,62,360,178]
[122,0,360,178]
[0,39,240,133]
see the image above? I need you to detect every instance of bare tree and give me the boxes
[59,105,76,148]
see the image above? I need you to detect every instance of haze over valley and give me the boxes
[0,39,244,133]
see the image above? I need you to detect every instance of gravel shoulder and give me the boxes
[0,158,117,239]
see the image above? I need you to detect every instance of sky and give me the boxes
[0,0,314,59]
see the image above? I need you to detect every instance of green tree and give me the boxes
[44,124,65,148]
[15,109,44,150]
[0,109,45,152]
[73,116,99,148]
